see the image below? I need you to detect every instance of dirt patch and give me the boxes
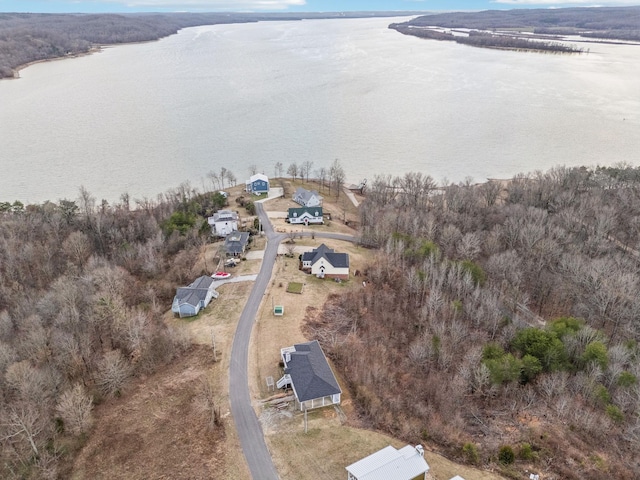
[72,266,255,480]
[71,346,246,480]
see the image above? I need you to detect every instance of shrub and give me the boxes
[498,445,515,465]
[484,353,521,385]
[548,317,583,338]
[520,354,543,383]
[162,211,196,235]
[594,384,611,406]
[460,259,486,286]
[581,341,608,370]
[462,442,480,465]
[606,404,624,423]
[482,343,505,360]
[617,371,637,388]
[418,240,439,258]
[519,442,535,461]
[512,328,567,372]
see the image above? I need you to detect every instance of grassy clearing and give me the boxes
[286,282,304,294]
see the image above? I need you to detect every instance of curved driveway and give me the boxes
[229,201,357,479]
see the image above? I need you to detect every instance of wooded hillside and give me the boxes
[309,166,640,480]
[0,183,228,478]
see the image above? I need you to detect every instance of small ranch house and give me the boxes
[293,187,323,208]
[276,340,341,411]
[224,231,250,257]
[301,244,349,279]
[172,276,219,318]
[346,445,430,480]
[245,173,269,195]
[287,206,324,225]
[208,209,239,237]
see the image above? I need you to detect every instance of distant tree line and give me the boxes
[0,11,423,79]
[307,165,640,480]
[390,5,640,50]
[390,24,584,53]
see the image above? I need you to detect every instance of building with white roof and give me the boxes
[346,444,429,480]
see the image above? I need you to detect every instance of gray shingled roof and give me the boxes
[293,187,322,205]
[174,287,209,307]
[224,231,250,255]
[211,209,238,223]
[284,340,341,402]
[173,276,216,307]
[190,275,214,290]
[301,244,349,269]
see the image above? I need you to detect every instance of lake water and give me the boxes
[1,17,639,205]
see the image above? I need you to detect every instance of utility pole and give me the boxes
[211,330,217,362]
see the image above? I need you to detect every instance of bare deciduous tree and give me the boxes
[96,350,132,397]
[55,384,94,436]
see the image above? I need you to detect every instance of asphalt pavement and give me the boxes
[228,201,357,479]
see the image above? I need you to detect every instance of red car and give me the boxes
[212,271,231,279]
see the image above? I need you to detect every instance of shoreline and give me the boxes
[9,46,103,80]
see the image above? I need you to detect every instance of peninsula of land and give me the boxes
[390,6,640,53]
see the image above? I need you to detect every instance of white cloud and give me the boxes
[98,0,306,11]
[493,0,638,4]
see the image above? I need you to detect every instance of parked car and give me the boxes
[225,258,239,267]
[212,271,231,279]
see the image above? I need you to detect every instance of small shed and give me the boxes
[274,305,284,316]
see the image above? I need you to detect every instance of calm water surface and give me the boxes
[1,17,639,204]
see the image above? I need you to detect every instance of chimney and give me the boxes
[415,445,424,457]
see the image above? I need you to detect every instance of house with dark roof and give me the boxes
[293,187,323,208]
[287,206,324,225]
[301,244,349,279]
[171,276,219,318]
[276,340,341,411]
[224,231,250,257]
[208,209,239,237]
[245,173,269,195]
[346,445,430,480]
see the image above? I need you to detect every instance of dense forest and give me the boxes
[0,183,229,478]
[0,11,421,79]
[391,6,640,51]
[308,165,640,480]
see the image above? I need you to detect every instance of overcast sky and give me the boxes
[1,0,638,13]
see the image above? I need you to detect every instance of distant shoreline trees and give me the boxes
[390,24,585,53]
[389,5,640,53]
[0,11,419,79]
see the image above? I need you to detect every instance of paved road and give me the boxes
[229,202,357,479]
[229,202,284,480]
